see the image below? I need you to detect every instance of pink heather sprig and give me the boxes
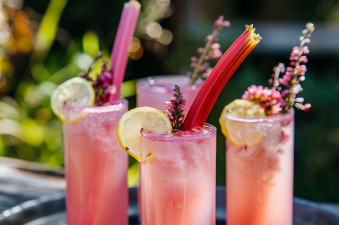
[242,85,283,115]
[274,22,314,113]
[188,16,231,86]
[164,85,186,131]
[242,23,314,116]
[80,51,116,106]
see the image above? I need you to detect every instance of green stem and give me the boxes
[272,66,281,92]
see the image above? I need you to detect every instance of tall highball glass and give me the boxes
[64,99,128,225]
[136,75,203,217]
[223,110,294,225]
[140,124,216,225]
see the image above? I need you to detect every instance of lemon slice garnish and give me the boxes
[51,77,95,123]
[219,100,265,146]
[117,107,172,162]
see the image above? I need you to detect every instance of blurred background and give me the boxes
[0,0,338,203]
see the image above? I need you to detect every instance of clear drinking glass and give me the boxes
[223,110,294,225]
[63,99,129,225]
[140,124,217,225]
[137,75,203,114]
[136,75,203,218]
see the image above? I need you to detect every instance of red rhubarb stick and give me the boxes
[109,0,141,102]
[110,5,128,74]
[182,25,261,130]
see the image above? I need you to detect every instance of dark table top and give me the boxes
[0,156,338,225]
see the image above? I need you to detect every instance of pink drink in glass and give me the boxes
[140,124,216,225]
[224,110,294,225]
[137,75,203,113]
[136,75,203,218]
[64,99,128,225]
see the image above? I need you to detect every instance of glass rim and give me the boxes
[63,99,128,114]
[224,108,294,123]
[140,123,216,142]
[137,75,204,93]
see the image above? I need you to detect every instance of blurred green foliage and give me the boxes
[0,0,69,166]
[0,0,338,203]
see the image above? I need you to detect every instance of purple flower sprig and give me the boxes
[188,16,231,86]
[164,85,186,132]
[242,23,314,115]
[277,23,314,113]
[80,51,116,106]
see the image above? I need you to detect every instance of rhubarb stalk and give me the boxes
[182,25,261,130]
[109,0,141,102]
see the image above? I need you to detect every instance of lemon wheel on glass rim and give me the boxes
[50,77,95,123]
[117,107,172,162]
[219,99,266,147]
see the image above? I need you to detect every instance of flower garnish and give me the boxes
[188,16,231,86]
[164,85,186,132]
[182,25,261,130]
[241,22,314,115]
[278,23,314,113]
[242,85,282,115]
[80,51,116,106]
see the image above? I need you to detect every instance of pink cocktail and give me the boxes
[136,75,203,218]
[223,110,294,225]
[64,99,129,225]
[140,124,216,225]
[137,75,203,113]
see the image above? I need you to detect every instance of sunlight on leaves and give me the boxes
[127,161,139,187]
[22,119,44,147]
[82,31,100,57]
[120,79,137,98]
